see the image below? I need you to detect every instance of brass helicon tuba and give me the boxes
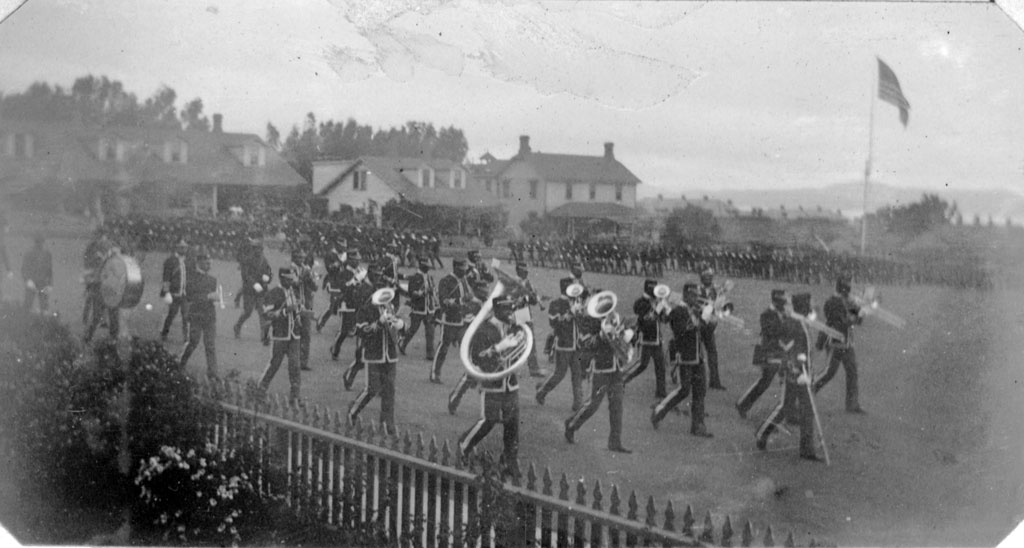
[459,261,535,382]
[585,290,639,369]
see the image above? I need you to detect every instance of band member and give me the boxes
[259,268,303,403]
[431,258,477,384]
[233,236,272,343]
[736,289,788,419]
[457,295,522,472]
[21,233,53,314]
[399,256,437,359]
[563,296,633,453]
[316,253,346,334]
[342,264,387,391]
[813,275,866,413]
[624,279,669,398]
[756,293,820,461]
[379,247,406,309]
[568,260,590,299]
[160,239,191,342]
[651,284,712,438]
[466,250,494,302]
[347,288,404,433]
[290,248,318,371]
[179,254,220,378]
[82,229,110,326]
[83,243,122,343]
[508,262,547,378]
[330,250,369,361]
[698,266,728,390]
[536,278,586,410]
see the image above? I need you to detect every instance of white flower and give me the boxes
[217,524,226,533]
[177,525,186,532]
[187,449,196,458]
[199,458,207,468]
[209,498,217,507]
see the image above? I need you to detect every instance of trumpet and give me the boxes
[585,290,639,369]
[459,280,535,382]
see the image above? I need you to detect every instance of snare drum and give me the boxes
[99,254,145,308]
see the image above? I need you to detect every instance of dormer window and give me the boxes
[242,144,264,167]
[164,140,188,163]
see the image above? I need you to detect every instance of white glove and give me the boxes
[622,328,635,344]
[162,293,174,304]
[261,274,270,283]
[701,305,714,323]
[493,336,518,353]
[797,373,810,386]
[253,283,263,293]
[392,318,405,331]
[26,280,36,290]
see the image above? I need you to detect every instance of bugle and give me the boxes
[459,280,535,382]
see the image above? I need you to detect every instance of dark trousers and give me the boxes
[330,311,358,359]
[234,291,266,339]
[316,294,343,332]
[347,362,396,432]
[700,326,723,387]
[298,313,312,369]
[566,372,624,448]
[653,359,707,433]
[813,347,860,411]
[736,363,780,416]
[180,315,218,378]
[623,344,667,398]
[757,379,815,456]
[84,302,120,342]
[23,287,49,313]
[431,323,465,380]
[260,338,301,403]
[458,391,519,467]
[83,283,101,324]
[522,322,542,375]
[537,349,585,411]
[161,294,189,340]
[448,372,477,413]
[401,312,435,357]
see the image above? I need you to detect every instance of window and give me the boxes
[421,168,431,188]
[615,184,623,202]
[246,146,259,166]
[501,179,511,198]
[565,183,573,200]
[589,183,596,201]
[353,170,367,191]
[485,180,492,193]
[170,142,182,163]
[529,179,538,199]
[458,170,465,189]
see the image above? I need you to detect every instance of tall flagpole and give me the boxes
[860,64,877,256]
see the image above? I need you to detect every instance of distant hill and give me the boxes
[645,183,1024,222]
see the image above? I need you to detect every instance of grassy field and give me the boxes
[1,234,1022,547]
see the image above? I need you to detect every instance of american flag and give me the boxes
[877,58,910,127]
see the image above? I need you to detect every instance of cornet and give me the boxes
[585,290,638,370]
[459,280,535,382]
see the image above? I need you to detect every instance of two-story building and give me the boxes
[0,115,306,220]
[472,136,641,234]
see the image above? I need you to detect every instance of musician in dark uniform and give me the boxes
[698,266,728,390]
[83,243,122,343]
[160,239,191,343]
[536,278,586,411]
[398,256,437,359]
[509,262,547,378]
[81,229,109,326]
[347,288,404,433]
[259,268,303,403]
[624,279,669,398]
[466,250,494,302]
[316,253,346,334]
[179,254,220,378]
[756,293,821,461]
[736,289,788,419]
[431,258,476,384]
[21,233,53,314]
[233,236,272,343]
[457,294,523,471]
[563,296,633,453]
[290,249,318,371]
[651,284,712,438]
[813,275,866,413]
[330,250,369,361]
[342,263,387,390]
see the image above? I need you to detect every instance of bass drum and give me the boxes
[100,254,145,309]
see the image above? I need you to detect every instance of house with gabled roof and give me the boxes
[0,115,306,220]
[312,156,500,225]
[473,136,642,233]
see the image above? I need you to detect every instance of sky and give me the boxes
[1,0,1023,200]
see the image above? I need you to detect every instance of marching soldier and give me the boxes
[536,278,586,410]
[398,256,437,359]
[651,284,712,438]
[624,279,670,398]
[233,236,272,343]
[341,263,388,390]
[457,294,523,473]
[431,258,477,384]
[736,289,788,419]
[258,268,303,403]
[563,294,633,454]
[21,233,53,314]
[756,293,821,461]
[508,262,547,378]
[347,288,404,433]
[160,239,191,342]
[698,266,728,390]
[83,242,122,343]
[813,275,866,414]
[179,254,220,379]
[330,250,369,361]
[290,248,318,371]
[466,250,494,302]
[316,252,347,334]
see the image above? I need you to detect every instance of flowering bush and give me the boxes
[134,443,266,546]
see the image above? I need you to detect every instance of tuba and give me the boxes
[459,264,535,382]
[585,290,639,369]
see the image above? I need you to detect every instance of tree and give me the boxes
[877,193,956,237]
[179,98,209,131]
[265,123,281,150]
[661,205,721,247]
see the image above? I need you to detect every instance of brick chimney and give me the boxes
[213,113,223,133]
[518,135,531,156]
[604,142,614,159]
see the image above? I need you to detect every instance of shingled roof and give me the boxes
[319,156,500,208]
[517,152,642,186]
